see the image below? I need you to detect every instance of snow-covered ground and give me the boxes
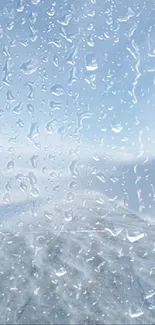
[0,179,155,324]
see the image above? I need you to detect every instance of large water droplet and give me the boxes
[20,59,38,75]
[50,84,64,96]
[30,155,38,168]
[27,122,39,141]
[85,53,98,71]
[55,267,67,277]
[30,186,39,198]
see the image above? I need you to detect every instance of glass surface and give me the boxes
[0,0,155,323]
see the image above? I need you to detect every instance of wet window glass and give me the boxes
[0,0,154,323]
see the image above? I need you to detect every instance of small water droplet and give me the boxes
[52,54,59,67]
[3,193,11,204]
[7,160,14,170]
[66,191,74,202]
[64,209,73,221]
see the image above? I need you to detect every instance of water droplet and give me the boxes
[50,84,64,96]
[55,267,67,277]
[47,7,55,17]
[45,120,53,134]
[20,59,38,75]
[27,122,39,141]
[0,109,4,118]
[69,181,77,189]
[6,90,15,104]
[30,155,38,168]
[3,193,11,204]
[7,160,14,170]
[64,209,73,222]
[27,172,37,186]
[126,231,145,243]
[20,181,27,193]
[111,125,123,133]
[87,34,95,47]
[16,0,25,12]
[66,191,74,202]
[26,82,34,100]
[57,13,72,26]
[31,0,40,4]
[30,186,39,198]
[52,54,59,67]
[17,118,24,128]
[27,103,35,117]
[13,102,23,114]
[118,7,135,23]
[49,101,62,111]
[69,160,79,177]
[44,211,53,220]
[85,53,98,71]
[96,172,106,184]
[30,25,38,42]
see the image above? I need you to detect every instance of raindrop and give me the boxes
[26,82,34,100]
[27,172,37,186]
[69,181,77,189]
[57,13,72,26]
[27,122,39,141]
[3,193,11,204]
[30,155,38,168]
[27,103,35,116]
[16,0,25,12]
[6,90,15,104]
[96,172,106,183]
[30,186,39,198]
[52,54,59,67]
[45,120,53,134]
[20,59,38,75]
[55,267,67,277]
[64,209,73,221]
[50,84,64,96]
[47,7,55,17]
[20,181,27,193]
[31,0,40,4]
[111,125,123,133]
[69,160,79,177]
[7,160,14,170]
[66,191,74,202]
[13,102,23,114]
[17,118,24,128]
[44,211,53,220]
[87,34,95,47]
[85,53,98,71]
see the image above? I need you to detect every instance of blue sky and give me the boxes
[0,0,155,216]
